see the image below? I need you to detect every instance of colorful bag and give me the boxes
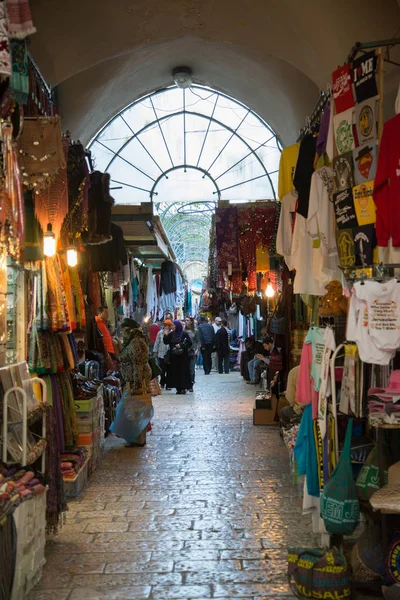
[321,418,360,535]
[288,548,351,599]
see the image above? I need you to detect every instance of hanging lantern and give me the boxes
[265,277,275,298]
[67,245,78,267]
[43,224,56,257]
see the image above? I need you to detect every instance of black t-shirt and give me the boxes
[294,134,317,219]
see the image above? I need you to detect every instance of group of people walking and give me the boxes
[152,314,233,395]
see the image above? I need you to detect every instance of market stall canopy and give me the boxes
[111,203,176,267]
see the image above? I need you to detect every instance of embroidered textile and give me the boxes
[253,206,276,249]
[215,206,240,271]
[9,38,28,104]
[45,255,70,332]
[0,1,10,76]
[5,0,36,39]
[238,208,257,291]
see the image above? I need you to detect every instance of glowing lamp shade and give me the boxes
[265,278,275,298]
[43,224,56,257]
[67,245,78,267]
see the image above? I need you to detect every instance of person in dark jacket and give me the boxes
[164,320,192,394]
[215,319,230,374]
[197,316,215,375]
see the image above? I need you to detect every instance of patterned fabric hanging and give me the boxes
[253,206,276,250]
[5,0,36,39]
[215,206,240,271]
[0,1,11,77]
[238,207,257,292]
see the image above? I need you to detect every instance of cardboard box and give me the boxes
[253,396,278,425]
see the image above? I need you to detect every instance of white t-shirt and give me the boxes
[356,279,400,351]
[347,283,396,365]
[276,190,298,270]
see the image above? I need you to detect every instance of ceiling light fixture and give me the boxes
[172,67,193,89]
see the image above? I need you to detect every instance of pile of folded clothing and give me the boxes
[368,371,400,427]
[60,449,86,480]
[0,463,46,525]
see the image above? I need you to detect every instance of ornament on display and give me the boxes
[319,280,348,316]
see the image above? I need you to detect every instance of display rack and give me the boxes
[2,378,47,471]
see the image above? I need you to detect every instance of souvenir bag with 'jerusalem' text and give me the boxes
[288,548,351,599]
[321,418,360,535]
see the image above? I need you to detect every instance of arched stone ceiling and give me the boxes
[29,0,400,146]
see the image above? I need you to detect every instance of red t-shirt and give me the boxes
[373,114,400,246]
[148,324,161,344]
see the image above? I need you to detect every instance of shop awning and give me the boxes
[111,204,176,267]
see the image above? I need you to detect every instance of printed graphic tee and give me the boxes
[353,224,376,266]
[332,64,355,113]
[353,143,377,185]
[336,229,356,268]
[347,283,396,365]
[355,96,378,145]
[352,50,378,103]
[305,326,326,392]
[333,188,358,229]
[333,151,355,191]
[353,180,376,226]
[356,279,400,351]
[334,108,355,155]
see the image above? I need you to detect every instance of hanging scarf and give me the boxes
[9,38,28,104]
[69,266,86,328]
[5,0,36,39]
[44,401,67,534]
[0,1,10,76]
[215,206,240,271]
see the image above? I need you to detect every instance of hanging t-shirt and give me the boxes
[334,108,355,155]
[353,142,377,185]
[276,190,298,270]
[336,228,356,268]
[296,342,319,419]
[294,134,317,219]
[356,279,400,351]
[333,151,355,191]
[278,142,300,201]
[355,96,378,145]
[353,180,376,226]
[353,224,376,266]
[305,326,326,392]
[318,327,336,439]
[333,188,358,230]
[307,167,339,273]
[352,50,378,103]
[347,284,395,365]
[332,64,355,113]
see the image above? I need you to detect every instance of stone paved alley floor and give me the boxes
[29,372,373,600]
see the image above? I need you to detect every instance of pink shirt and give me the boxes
[296,342,319,419]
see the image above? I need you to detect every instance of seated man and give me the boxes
[240,336,255,381]
[246,335,273,385]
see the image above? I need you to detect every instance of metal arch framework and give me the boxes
[150,165,221,200]
[91,84,282,201]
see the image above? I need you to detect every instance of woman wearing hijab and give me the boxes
[164,320,192,395]
[111,318,153,447]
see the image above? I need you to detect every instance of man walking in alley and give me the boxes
[198,315,215,375]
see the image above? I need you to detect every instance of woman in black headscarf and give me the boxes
[164,320,192,395]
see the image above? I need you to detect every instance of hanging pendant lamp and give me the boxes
[43,223,56,257]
